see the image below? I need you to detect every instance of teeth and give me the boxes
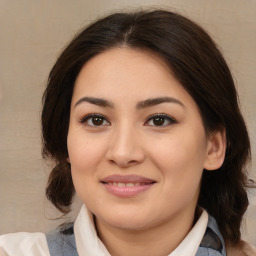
[108,182,145,187]
[126,183,135,187]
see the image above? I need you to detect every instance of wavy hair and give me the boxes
[42,9,251,245]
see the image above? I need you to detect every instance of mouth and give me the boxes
[103,182,151,187]
[100,175,156,197]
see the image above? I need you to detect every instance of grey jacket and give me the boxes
[46,215,226,256]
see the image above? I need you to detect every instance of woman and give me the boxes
[1,9,255,256]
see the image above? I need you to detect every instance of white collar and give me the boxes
[169,209,208,255]
[74,205,111,256]
[74,204,208,256]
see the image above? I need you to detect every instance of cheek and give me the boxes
[67,132,108,200]
[67,133,106,204]
[151,135,206,171]
[149,131,207,194]
[149,136,205,214]
[67,132,106,170]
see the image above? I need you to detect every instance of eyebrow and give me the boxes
[74,96,184,109]
[136,97,184,109]
[74,97,114,108]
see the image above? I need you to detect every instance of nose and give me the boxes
[106,125,145,168]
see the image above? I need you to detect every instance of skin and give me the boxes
[67,47,226,256]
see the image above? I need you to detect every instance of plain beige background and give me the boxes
[0,0,255,246]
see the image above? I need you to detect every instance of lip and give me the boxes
[100,175,156,197]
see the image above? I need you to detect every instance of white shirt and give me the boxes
[0,205,208,256]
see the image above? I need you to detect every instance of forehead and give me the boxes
[75,47,173,86]
[72,47,197,110]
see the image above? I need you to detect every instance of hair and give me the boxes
[42,9,251,245]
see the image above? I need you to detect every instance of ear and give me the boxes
[66,157,70,163]
[203,128,226,171]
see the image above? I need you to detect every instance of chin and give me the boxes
[109,218,149,231]
[98,210,151,230]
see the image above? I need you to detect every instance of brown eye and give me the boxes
[80,114,110,126]
[153,117,165,126]
[91,116,104,125]
[145,114,176,127]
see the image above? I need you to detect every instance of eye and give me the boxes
[80,114,110,126]
[145,114,176,127]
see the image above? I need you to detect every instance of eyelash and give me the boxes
[80,113,177,127]
[80,114,110,126]
[145,113,177,127]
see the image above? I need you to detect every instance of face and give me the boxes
[67,48,212,231]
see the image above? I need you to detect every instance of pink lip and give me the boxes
[100,175,156,197]
[101,175,155,183]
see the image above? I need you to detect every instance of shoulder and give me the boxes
[196,215,226,256]
[0,224,78,256]
[227,241,256,256]
[0,232,50,256]
[46,223,78,256]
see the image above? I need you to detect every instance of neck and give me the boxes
[95,208,198,256]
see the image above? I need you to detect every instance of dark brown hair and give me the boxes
[42,9,251,245]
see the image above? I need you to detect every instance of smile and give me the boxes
[100,175,156,197]
[105,182,148,187]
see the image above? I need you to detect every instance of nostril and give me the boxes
[108,159,139,168]
[128,160,138,165]
[106,142,145,167]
